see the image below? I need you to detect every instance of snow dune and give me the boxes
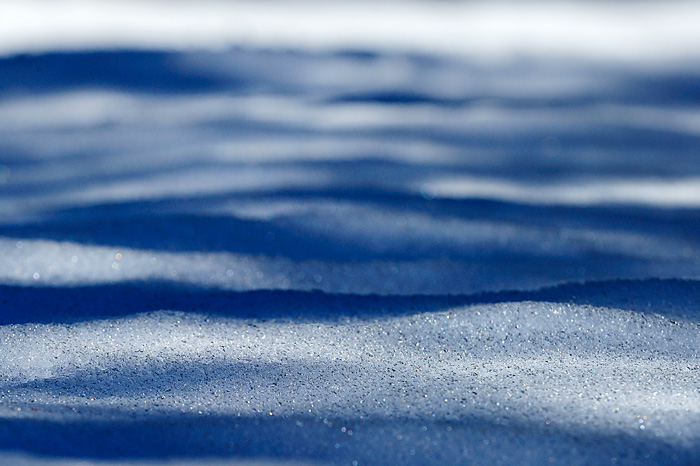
[1,1,700,465]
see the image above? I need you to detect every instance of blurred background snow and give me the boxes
[1,0,699,293]
[2,1,700,63]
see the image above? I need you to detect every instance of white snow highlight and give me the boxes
[1,1,700,63]
[422,176,700,208]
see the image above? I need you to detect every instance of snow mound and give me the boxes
[1,284,699,465]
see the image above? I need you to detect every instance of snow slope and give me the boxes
[1,1,700,465]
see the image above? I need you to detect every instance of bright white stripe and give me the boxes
[0,1,699,63]
[422,176,700,208]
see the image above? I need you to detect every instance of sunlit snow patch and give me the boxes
[2,1,700,64]
[421,176,700,208]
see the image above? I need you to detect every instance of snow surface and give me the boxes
[3,0,700,64]
[1,1,700,465]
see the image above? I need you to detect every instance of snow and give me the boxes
[1,1,700,465]
[2,283,700,464]
[421,175,700,208]
[2,1,700,64]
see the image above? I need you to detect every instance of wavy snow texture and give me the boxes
[1,3,700,465]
